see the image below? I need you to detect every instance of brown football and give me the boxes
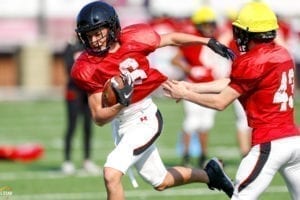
[102,75,124,107]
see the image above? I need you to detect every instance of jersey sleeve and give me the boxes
[120,24,161,53]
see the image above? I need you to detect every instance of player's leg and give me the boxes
[198,131,208,167]
[103,102,163,199]
[232,143,279,199]
[62,98,79,174]
[197,107,216,168]
[278,136,300,200]
[236,131,251,157]
[233,100,251,157]
[135,145,168,188]
[183,100,216,168]
[64,99,78,161]
[103,167,125,200]
[196,106,216,168]
[137,147,233,197]
[181,100,193,166]
[125,106,233,197]
[128,106,233,196]
[103,125,127,200]
[182,131,192,166]
[280,161,300,200]
[82,95,92,160]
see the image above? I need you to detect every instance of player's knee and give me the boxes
[103,167,122,188]
[154,178,169,191]
[103,168,114,184]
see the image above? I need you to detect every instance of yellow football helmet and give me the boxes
[232,2,278,32]
[191,6,216,24]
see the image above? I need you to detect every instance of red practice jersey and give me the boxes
[179,32,215,83]
[229,42,300,145]
[71,24,167,104]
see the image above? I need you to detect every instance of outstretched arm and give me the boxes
[159,33,235,60]
[183,78,230,93]
[162,79,240,111]
[159,32,210,48]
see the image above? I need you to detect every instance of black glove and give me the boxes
[207,38,236,61]
[112,73,133,107]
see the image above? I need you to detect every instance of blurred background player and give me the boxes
[145,1,185,98]
[171,6,221,167]
[61,37,101,175]
[147,14,185,81]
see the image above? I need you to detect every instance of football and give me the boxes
[102,75,124,107]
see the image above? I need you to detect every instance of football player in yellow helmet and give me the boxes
[191,6,217,38]
[164,2,300,199]
[232,2,278,52]
[172,6,229,169]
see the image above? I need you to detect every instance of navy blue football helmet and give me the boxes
[75,1,121,55]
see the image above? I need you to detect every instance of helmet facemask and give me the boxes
[233,26,250,52]
[77,20,120,56]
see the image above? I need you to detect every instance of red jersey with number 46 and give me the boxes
[229,42,300,145]
[71,24,167,104]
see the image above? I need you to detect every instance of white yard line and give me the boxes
[0,170,101,180]
[38,145,240,162]
[9,186,288,200]
[0,165,239,181]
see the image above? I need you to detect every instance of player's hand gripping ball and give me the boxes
[102,74,133,107]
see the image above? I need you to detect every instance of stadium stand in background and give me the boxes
[0,0,299,100]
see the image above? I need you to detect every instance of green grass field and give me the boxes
[1,97,299,200]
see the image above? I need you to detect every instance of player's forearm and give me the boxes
[182,83,238,111]
[88,93,123,126]
[183,90,227,111]
[190,78,230,93]
[92,104,123,126]
[163,79,232,110]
